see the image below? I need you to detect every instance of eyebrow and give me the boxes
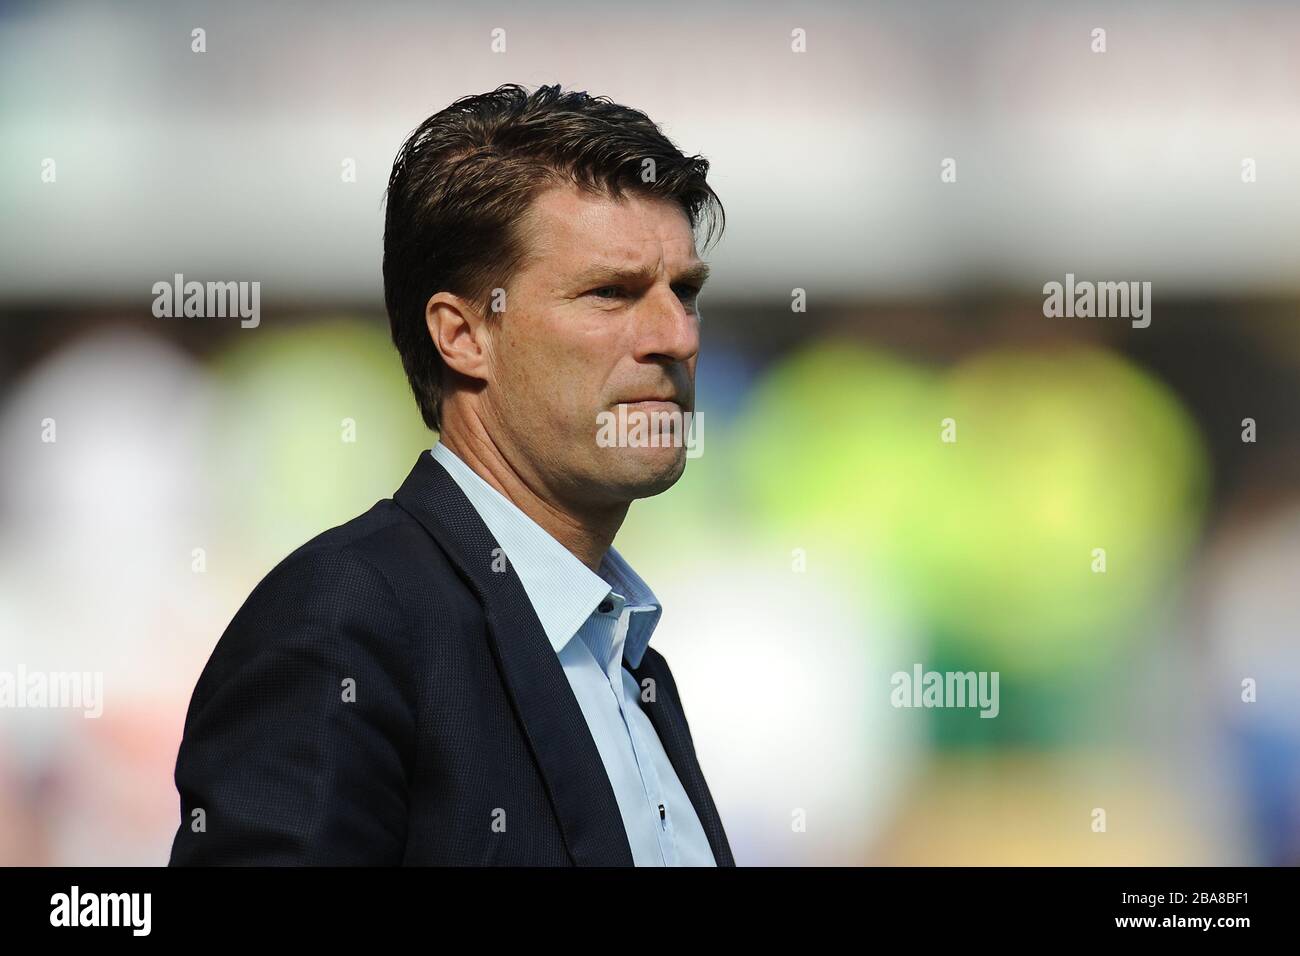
[572,261,711,290]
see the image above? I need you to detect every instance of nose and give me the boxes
[634,281,700,366]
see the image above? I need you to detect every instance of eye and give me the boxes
[586,286,626,300]
[673,284,702,307]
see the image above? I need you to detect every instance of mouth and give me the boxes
[616,399,687,414]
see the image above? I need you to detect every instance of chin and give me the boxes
[605,445,688,500]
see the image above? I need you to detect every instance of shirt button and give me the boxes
[597,598,614,614]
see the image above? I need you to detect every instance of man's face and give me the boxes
[478,183,707,511]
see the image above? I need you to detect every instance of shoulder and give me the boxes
[239,498,460,620]
[205,498,470,680]
[216,493,481,656]
[188,499,462,713]
[237,502,402,617]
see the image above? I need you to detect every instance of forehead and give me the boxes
[519,183,700,270]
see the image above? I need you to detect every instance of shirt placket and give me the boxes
[604,603,678,866]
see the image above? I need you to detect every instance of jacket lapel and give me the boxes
[628,649,736,866]
[392,452,634,866]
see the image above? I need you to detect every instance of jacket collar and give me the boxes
[392,449,733,867]
[428,442,660,668]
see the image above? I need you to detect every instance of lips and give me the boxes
[618,399,686,412]
[617,390,687,406]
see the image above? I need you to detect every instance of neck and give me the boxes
[439,421,627,573]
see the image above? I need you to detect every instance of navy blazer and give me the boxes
[168,450,734,866]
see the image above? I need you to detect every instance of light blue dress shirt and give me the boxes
[430,442,716,866]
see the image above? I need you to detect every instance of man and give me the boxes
[168,84,733,866]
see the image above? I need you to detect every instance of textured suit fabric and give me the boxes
[168,451,735,866]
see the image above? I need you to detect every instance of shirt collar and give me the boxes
[429,442,661,668]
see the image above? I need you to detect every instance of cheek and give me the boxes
[499,314,608,420]
[542,315,620,387]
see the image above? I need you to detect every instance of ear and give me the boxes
[426,291,492,382]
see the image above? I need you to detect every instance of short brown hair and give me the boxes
[382,83,724,431]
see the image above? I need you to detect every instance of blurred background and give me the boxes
[1,0,1298,865]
